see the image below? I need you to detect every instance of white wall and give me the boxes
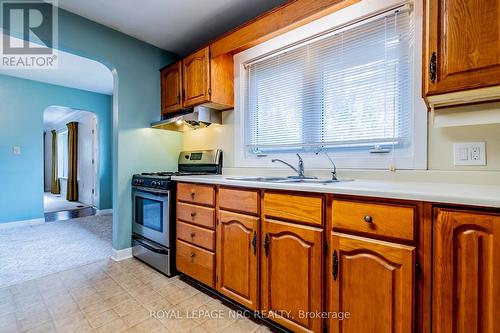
[77,113,97,206]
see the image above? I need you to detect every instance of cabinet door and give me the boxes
[216,210,259,310]
[161,61,182,114]
[329,232,415,333]
[261,219,323,333]
[182,47,210,107]
[424,0,500,95]
[433,209,500,333]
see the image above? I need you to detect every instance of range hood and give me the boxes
[151,106,222,132]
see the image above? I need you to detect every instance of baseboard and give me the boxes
[111,247,132,261]
[96,209,113,215]
[0,218,45,229]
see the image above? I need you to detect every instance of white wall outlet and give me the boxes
[453,142,486,166]
[13,146,21,155]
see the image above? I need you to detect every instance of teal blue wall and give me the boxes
[22,8,182,249]
[0,74,112,222]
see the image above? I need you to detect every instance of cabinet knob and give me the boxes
[190,253,195,258]
[190,232,196,238]
[190,191,196,198]
[364,215,373,223]
[190,211,196,217]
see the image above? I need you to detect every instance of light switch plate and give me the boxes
[453,142,486,166]
[13,146,21,155]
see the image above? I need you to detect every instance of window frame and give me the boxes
[234,0,427,170]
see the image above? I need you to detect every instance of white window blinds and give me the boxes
[245,5,414,154]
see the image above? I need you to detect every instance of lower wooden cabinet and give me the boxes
[329,232,415,333]
[216,210,259,310]
[176,239,215,288]
[261,219,323,333]
[433,208,500,333]
[175,182,500,333]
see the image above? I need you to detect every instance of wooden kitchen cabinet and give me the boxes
[264,192,323,226]
[328,232,415,333]
[176,239,215,287]
[160,61,182,115]
[182,47,210,108]
[261,218,323,333]
[433,208,500,333]
[182,46,234,109]
[176,182,216,288]
[424,0,500,98]
[216,210,259,310]
[331,199,416,242]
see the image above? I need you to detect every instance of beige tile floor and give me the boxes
[0,258,274,333]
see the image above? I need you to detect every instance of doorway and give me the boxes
[43,107,99,219]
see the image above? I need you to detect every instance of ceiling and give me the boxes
[43,106,94,130]
[56,0,287,56]
[0,34,113,94]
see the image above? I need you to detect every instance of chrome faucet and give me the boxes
[315,147,338,180]
[272,153,306,179]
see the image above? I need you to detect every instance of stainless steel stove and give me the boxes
[131,149,222,276]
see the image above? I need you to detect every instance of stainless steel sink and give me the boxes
[225,176,291,182]
[290,178,352,184]
[226,176,353,184]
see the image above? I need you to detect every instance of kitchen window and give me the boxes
[235,1,426,169]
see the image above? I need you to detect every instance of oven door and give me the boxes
[132,188,170,247]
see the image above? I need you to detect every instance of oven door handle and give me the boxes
[133,188,169,199]
[133,236,169,255]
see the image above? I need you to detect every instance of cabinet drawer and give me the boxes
[177,183,215,206]
[176,240,214,287]
[264,192,323,226]
[219,187,259,215]
[332,200,415,241]
[177,221,215,251]
[177,202,215,229]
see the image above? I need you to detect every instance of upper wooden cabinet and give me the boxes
[329,232,415,333]
[183,47,210,108]
[161,46,234,114]
[433,208,500,333]
[160,61,182,115]
[424,0,500,105]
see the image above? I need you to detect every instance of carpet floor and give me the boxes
[43,192,89,213]
[0,214,112,288]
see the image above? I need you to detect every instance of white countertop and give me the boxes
[171,175,500,208]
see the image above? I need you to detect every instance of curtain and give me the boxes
[66,122,79,201]
[50,130,60,194]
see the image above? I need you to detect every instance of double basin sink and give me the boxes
[226,176,352,185]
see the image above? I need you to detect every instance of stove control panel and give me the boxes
[132,176,169,190]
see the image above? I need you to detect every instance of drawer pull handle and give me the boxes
[190,252,195,258]
[190,232,196,238]
[364,215,373,223]
[190,212,197,217]
[191,191,196,198]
